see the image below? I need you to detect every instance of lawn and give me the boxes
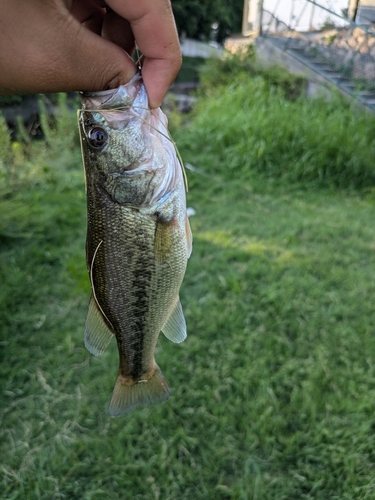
[1,72,375,499]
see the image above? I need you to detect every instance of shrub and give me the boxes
[199,45,306,100]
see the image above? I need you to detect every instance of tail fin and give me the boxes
[109,366,170,417]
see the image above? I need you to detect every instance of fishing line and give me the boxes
[90,240,114,330]
[184,162,229,189]
[133,44,143,70]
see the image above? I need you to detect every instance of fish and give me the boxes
[78,74,192,416]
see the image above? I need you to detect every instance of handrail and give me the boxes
[305,0,375,36]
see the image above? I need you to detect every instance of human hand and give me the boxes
[0,0,181,108]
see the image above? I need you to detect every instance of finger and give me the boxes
[101,11,135,55]
[105,0,181,108]
[70,0,105,34]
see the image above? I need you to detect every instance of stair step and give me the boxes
[323,73,343,79]
[288,45,305,51]
[341,85,356,91]
[312,63,335,70]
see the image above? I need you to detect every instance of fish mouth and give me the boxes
[80,73,142,110]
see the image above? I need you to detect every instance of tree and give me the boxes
[171,0,244,43]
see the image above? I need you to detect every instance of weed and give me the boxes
[178,76,375,189]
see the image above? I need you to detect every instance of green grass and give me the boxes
[2,77,375,499]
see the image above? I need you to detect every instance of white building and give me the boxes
[243,0,375,35]
[350,0,375,23]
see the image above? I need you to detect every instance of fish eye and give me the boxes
[88,127,108,149]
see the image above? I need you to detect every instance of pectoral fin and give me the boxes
[154,216,174,263]
[162,298,187,343]
[84,295,114,356]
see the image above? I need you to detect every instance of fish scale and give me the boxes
[78,74,192,416]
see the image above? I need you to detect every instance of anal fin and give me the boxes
[162,298,187,344]
[84,294,114,357]
[109,365,170,416]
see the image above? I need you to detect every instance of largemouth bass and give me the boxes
[78,74,192,416]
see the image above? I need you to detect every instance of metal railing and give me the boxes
[255,0,375,108]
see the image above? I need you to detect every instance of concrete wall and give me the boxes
[180,38,223,58]
[254,36,333,97]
